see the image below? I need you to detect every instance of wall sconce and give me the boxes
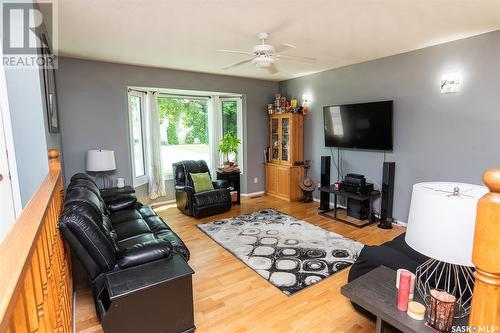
[441,72,461,94]
[301,94,312,115]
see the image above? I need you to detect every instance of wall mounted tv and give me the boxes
[323,100,393,150]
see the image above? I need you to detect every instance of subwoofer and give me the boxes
[378,161,395,229]
[319,156,331,211]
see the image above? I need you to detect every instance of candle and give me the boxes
[397,271,412,311]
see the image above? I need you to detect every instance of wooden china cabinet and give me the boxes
[265,113,304,201]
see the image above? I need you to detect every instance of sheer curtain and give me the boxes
[145,91,166,199]
[208,96,222,177]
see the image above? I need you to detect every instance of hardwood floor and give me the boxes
[75,195,405,333]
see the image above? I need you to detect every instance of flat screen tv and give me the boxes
[323,100,393,150]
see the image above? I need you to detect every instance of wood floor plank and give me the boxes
[75,195,404,332]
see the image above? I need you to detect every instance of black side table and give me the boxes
[100,254,195,333]
[216,171,241,205]
[341,266,469,333]
[100,185,135,199]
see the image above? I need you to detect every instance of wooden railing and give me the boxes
[469,168,500,328]
[0,150,72,333]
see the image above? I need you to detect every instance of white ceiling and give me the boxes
[56,0,500,81]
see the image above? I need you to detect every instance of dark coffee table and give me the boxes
[341,265,469,333]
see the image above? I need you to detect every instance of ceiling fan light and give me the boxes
[256,62,271,68]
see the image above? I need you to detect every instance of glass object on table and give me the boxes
[271,118,279,160]
[281,118,290,161]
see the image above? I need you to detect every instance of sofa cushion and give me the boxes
[110,209,143,224]
[190,172,214,193]
[113,219,151,241]
[117,239,172,268]
[106,194,137,212]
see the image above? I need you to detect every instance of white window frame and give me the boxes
[219,96,244,174]
[127,91,148,187]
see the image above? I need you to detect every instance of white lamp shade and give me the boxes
[405,182,488,267]
[86,149,116,172]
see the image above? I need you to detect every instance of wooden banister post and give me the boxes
[469,168,500,328]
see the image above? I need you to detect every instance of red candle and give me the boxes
[397,271,411,311]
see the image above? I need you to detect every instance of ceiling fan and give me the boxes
[217,32,316,74]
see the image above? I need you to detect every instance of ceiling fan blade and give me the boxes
[217,49,254,56]
[276,54,317,64]
[274,43,296,53]
[222,58,253,70]
[267,63,279,74]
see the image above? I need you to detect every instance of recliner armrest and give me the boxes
[212,179,229,189]
[117,239,172,268]
[175,185,195,194]
[106,194,137,212]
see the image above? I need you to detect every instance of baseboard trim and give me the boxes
[151,199,176,208]
[241,191,265,197]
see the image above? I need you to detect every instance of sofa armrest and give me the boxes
[106,194,137,212]
[117,239,172,268]
[212,179,229,189]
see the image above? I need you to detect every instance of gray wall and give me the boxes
[56,57,278,201]
[279,30,500,223]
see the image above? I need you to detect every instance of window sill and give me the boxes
[133,175,148,188]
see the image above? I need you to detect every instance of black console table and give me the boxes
[318,185,380,227]
[100,254,195,333]
[216,170,241,205]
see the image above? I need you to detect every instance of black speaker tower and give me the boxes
[319,156,331,211]
[378,161,395,229]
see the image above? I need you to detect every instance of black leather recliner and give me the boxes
[173,160,232,218]
[58,173,191,321]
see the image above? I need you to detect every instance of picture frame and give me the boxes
[41,35,60,133]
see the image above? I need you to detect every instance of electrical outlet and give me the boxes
[254,177,258,184]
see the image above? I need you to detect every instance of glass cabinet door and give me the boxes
[281,117,290,162]
[271,118,279,161]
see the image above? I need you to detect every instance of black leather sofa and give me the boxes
[59,173,194,332]
[348,233,429,315]
[173,160,232,218]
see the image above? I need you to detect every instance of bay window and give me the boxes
[128,89,243,186]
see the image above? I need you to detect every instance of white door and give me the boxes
[0,106,16,241]
[0,43,18,242]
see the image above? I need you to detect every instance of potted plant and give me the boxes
[218,134,241,166]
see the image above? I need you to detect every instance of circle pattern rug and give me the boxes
[197,209,364,296]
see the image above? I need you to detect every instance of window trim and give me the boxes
[127,90,148,187]
[220,96,244,174]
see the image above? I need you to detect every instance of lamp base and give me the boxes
[90,173,115,189]
[416,259,474,318]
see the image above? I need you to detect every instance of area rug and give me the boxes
[197,209,364,296]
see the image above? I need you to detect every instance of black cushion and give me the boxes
[106,195,137,212]
[348,233,428,284]
[117,239,172,268]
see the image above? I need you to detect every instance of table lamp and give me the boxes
[86,149,116,189]
[405,182,488,318]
